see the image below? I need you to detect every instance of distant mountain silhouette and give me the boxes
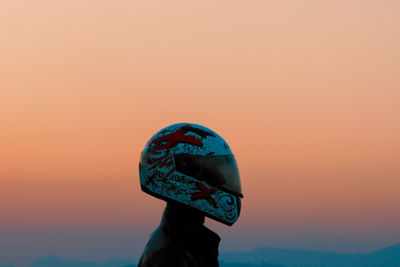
[124,264,285,267]
[220,262,286,267]
[220,243,400,267]
[3,243,397,267]
[30,257,134,267]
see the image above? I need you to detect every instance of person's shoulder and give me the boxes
[138,245,194,267]
[138,225,196,267]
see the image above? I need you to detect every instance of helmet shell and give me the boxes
[139,123,242,225]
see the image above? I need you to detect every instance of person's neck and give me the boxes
[163,202,205,226]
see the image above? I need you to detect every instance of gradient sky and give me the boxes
[1,0,400,266]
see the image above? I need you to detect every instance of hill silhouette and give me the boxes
[3,243,399,267]
[123,263,285,267]
[220,243,400,267]
[30,257,134,267]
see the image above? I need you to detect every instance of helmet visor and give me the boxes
[174,154,243,198]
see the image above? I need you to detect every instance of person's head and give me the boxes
[139,123,243,226]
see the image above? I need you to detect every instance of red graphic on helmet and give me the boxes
[191,181,218,208]
[147,153,174,169]
[146,125,216,180]
[147,125,199,170]
[149,125,215,154]
[151,125,202,153]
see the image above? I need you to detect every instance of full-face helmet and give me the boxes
[139,123,242,225]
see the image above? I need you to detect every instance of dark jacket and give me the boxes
[138,203,220,267]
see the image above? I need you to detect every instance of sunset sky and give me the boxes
[1,0,400,266]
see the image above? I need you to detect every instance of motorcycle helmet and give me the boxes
[139,123,242,225]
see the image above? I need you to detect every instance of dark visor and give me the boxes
[174,154,243,198]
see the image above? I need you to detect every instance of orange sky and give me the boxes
[1,0,400,264]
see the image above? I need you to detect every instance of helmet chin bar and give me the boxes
[140,168,239,226]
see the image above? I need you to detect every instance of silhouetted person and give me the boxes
[138,202,220,267]
[138,123,243,267]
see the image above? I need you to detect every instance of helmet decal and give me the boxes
[139,123,242,225]
[141,168,239,225]
[150,125,206,154]
[146,124,214,179]
[191,181,218,208]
